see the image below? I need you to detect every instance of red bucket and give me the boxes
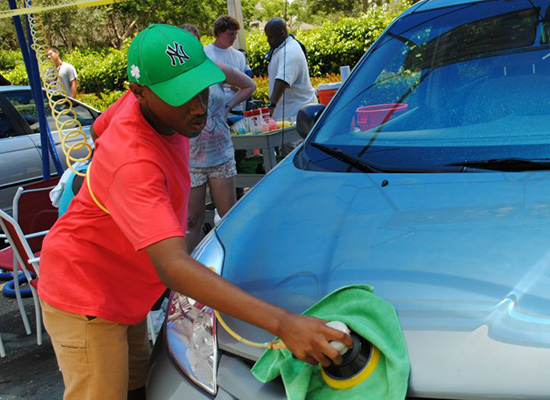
[317,82,343,106]
[318,89,338,106]
[356,103,408,130]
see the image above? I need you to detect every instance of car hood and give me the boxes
[215,159,550,398]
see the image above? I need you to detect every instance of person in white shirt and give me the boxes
[47,47,78,98]
[264,18,318,121]
[204,15,250,113]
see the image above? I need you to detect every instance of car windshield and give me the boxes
[303,0,550,172]
[4,90,95,133]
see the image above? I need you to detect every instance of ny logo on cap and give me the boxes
[166,41,190,66]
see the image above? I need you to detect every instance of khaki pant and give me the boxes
[41,300,151,400]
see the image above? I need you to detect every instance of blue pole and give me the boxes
[8,0,63,180]
[24,11,64,176]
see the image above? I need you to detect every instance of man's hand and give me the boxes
[275,314,353,366]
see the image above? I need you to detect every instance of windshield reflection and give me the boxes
[304,0,550,173]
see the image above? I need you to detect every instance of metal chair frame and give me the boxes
[0,208,42,348]
[0,182,56,339]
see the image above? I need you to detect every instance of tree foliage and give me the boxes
[0,0,410,109]
[0,0,411,51]
[1,0,232,50]
[247,0,311,30]
[246,1,410,76]
[307,0,392,16]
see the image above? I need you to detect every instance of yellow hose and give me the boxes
[207,267,286,350]
[24,0,92,177]
[85,161,110,214]
[213,309,286,349]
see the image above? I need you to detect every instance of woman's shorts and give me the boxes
[190,159,237,188]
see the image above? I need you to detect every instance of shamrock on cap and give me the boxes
[130,65,140,81]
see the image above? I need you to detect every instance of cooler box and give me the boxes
[317,82,343,105]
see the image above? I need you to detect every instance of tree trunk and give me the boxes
[109,13,123,49]
[59,29,71,51]
[119,3,162,44]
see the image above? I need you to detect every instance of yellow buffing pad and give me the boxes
[321,345,381,390]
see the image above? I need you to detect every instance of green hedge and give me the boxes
[0,45,129,92]
[0,49,22,70]
[0,3,409,110]
[65,42,130,93]
[246,3,408,77]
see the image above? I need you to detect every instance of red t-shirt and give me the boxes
[38,91,190,325]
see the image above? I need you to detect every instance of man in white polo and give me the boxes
[264,18,318,121]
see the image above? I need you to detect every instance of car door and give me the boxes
[3,89,99,175]
[0,95,44,213]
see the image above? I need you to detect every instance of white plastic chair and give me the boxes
[0,234,33,337]
[0,208,42,346]
[12,183,58,244]
[0,182,57,339]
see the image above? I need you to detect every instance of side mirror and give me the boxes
[296,104,326,138]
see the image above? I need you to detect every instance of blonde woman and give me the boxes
[180,24,256,250]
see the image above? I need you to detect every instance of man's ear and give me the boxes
[130,83,149,104]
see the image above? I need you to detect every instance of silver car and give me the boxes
[0,86,99,213]
[147,0,550,398]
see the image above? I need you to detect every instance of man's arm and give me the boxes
[70,79,78,98]
[216,62,256,117]
[146,236,352,366]
[269,78,290,116]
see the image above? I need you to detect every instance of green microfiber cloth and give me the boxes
[251,285,410,400]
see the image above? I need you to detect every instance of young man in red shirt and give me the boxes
[38,24,350,400]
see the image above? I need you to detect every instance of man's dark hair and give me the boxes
[264,18,307,59]
[265,18,287,37]
[49,46,60,54]
[213,15,240,37]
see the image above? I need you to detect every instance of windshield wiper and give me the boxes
[310,142,379,173]
[448,158,550,171]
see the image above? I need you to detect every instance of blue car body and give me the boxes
[147,0,550,398]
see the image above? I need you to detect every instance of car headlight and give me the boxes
[165,230,224,395]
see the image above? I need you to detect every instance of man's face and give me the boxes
[216,29,239,49]
[136,86,209,138]
[265,27,284,50]
[47,49,60,63]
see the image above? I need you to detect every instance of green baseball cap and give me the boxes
[127,24,225,107]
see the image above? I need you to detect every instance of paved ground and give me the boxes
[0,283,63,400]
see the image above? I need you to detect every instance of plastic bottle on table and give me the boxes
[260,107,270,132]
[261,107,270,122]
[250,109,263,134]
[261,107,279,131]
[243,110,254,134]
